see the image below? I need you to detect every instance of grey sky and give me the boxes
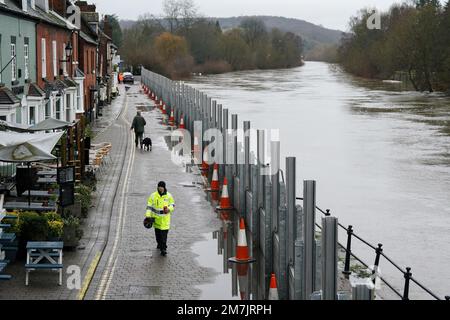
[92,0,408,31]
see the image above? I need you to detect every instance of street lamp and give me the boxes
[65,42,73,59]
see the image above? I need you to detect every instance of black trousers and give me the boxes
[155,229,169,251]
[135,132,144,147]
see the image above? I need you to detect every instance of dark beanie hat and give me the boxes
[158,181,166,189]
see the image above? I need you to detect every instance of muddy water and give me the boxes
[187,62,450,299]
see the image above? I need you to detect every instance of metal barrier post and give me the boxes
[286,157,296,266]
[322,216,338,300]
[303,180,316,299]
[352,284,373,300]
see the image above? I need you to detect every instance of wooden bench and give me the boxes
[26,241,64,286]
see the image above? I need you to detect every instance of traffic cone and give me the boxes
[179,115,185,129]
[162,104,167,115]
[216,177,233,211]
[200,150,209,177]
[209,164,220,192]
[229,218,256,264]
[169,109,175,126]
[268,273,279,300]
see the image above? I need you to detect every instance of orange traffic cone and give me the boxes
[216,177,233,211]
[179,115,185,129]
[268,273,279,300]
[169,109,175,126]
[162,104,167,115]
[208,164,220,192]
[200,150,209,177]
[229,218,256,264]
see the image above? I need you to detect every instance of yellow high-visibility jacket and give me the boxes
[145,191,175,230]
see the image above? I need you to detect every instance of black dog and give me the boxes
[142,137,152,151]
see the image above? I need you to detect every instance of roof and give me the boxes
[24,83,45,98]
[80,30,98,46]
[28,118,72,131]
[75,68,86,78]
[0,0,78,31]
[63,78,78,88]
[0,86,20,105]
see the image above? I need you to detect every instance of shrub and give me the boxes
[48,220,64,239]
[17,211,49,241]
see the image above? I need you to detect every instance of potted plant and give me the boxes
[75,184,93,218]
[62,216,83,249]
[15,211,49,258]
[44,212,64,241]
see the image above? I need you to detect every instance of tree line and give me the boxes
[119,0,304,79]
[338,0,450,92]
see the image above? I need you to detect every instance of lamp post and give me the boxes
[60,42,73,77]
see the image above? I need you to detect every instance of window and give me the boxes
[45,99,50,119]
[24,39,29,80]
[11,43,17,82]
[52,40,57,77]
[62,43,67,76]
[0,116,6,121]
[56,98,61,120]
[41,38,47,78]
[0,34,2,83]
[91,50,94,74]
[29,106,35,125]
[66,94,71,121]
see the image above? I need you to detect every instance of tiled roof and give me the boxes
[80,30,98,45]
[0,86,20,105]
[63,78,78,88]
[75,68,86,78]
[0,0,75,30]
[25,83,45,97]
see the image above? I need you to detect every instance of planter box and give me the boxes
[64,200,83,219]
[63,226,80,248]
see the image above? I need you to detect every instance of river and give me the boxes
[185,61,450,299]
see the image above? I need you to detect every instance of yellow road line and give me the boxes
[77,252,102,300]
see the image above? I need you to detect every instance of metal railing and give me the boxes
[296,197,443,300]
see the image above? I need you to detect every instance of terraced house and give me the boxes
[0,0,118,128]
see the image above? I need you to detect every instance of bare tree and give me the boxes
[163,0,199,34]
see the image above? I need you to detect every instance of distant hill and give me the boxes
[214,16,344,51]
[120,15,345,57]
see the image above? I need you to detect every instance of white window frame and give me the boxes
[41,38,47,78]
[62,43,67,76]
[24,43,29,80]
[56,97,61,120]
[29,105,36,125]
[11,43,17,82]
[52,40,57,77]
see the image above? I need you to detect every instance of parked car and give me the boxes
[123,72,134,84]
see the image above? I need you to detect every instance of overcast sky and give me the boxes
[91,0,409,31]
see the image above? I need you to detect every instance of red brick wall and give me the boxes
[79,38,97,112]
[36,23,79,89]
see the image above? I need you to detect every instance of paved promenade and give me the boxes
[0,83,222,300]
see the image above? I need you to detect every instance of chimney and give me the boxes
[75,1,96,12]
[49,0,66,16]
[103,15,113,38]
[36,0,49,13]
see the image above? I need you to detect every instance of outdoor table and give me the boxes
[37,177,57,184]
[21,190,55,198]
[25,241,64,286]
[36,170,57,176]
[3,202,56,212]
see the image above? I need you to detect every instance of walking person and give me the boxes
[144,181,175,256]
[131,111,146,148]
